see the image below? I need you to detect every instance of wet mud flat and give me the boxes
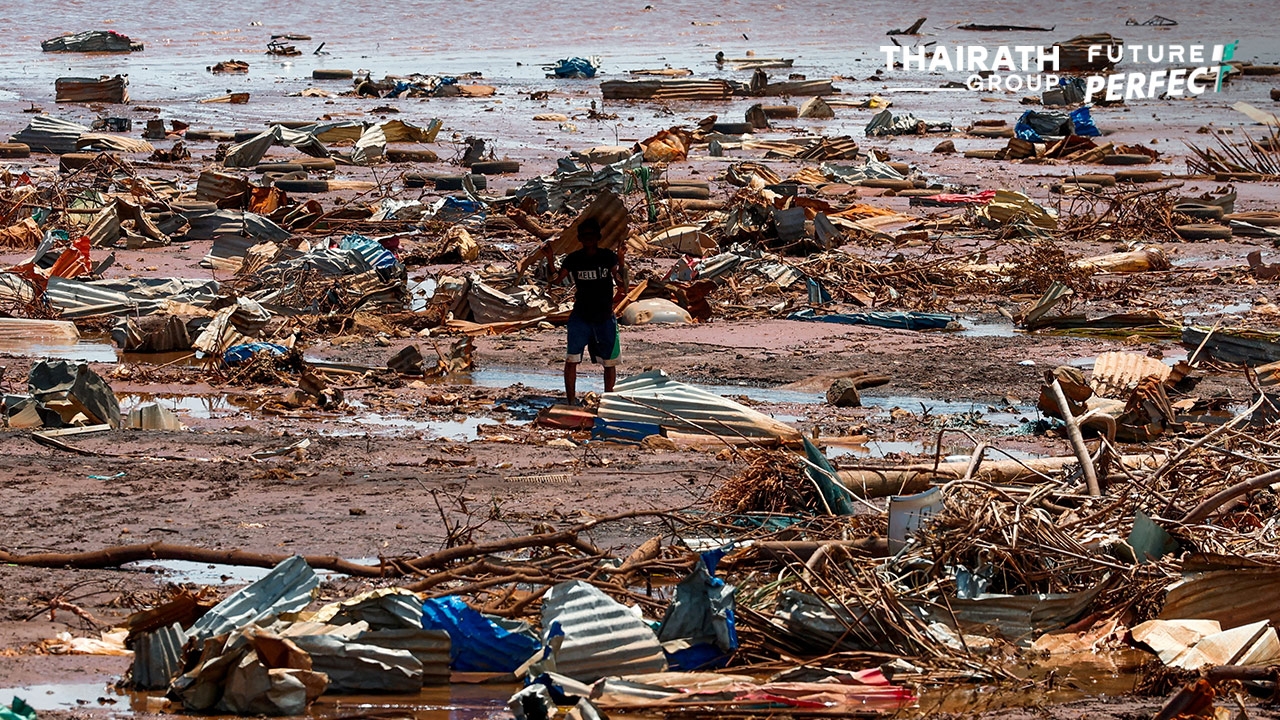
[4,1,1280,720]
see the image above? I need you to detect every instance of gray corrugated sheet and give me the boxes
[189,555,319,642]
[356,628,451,685]
[540,580,666,683]
[513,154,642,213]
[130,622,186,689]
[47,276,220,319]
[941,585,1102,645]
[11,116,90,155]
[598,369,802,441]
[1182,326,1280,366]
[288,634,422,693]
[202,233,301,272]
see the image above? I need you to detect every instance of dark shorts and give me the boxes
[566,315,620,367]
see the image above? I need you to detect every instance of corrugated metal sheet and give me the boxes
[1091,351,1172,399]
[130,623,187,689]
[601,79,733,101]
[312,588,423,630]
[467,275,555,324]
[541,580,667,683]
[599,370,802,441]
[356,628,451,685]
[47,276,220,319]
[190,556,318,642]
[513,154,642,214]
[351,119,442,165]
[942,585,1102,644]
[196,171,249,203]
[77,133,153,153]
[11,116,90,155]
[0,318,79,342]
[1162,568,1280,627]
[1182,326,1280,366]
[56,75,128,104]
[288,634,423,693]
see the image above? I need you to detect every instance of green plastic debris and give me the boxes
[2,697,37,720]
[803,437,854,515]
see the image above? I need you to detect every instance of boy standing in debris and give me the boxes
[544,218,626,404]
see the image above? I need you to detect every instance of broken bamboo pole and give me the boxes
[1047,376,1101,496]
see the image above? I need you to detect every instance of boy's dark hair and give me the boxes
[579,217,602,240]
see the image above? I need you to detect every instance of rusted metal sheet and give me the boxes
[601,79,733,101]
[1091,351,1173,399]
[11,116,90,155]
[196,171,250,203]
[1161,568,1280,627]
[56,75,129,103]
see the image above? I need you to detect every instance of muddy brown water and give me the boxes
[0,649,1147,719]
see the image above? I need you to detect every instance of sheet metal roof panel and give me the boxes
[541,580,667,683]
[11,116,90,155]
[599,369,800,441]
[130,623,187,689]
[189,555,319,642]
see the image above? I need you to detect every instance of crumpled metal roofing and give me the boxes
[223,125,330,168]
[11,116,91,155]
[130,622,187,689]
[598,369,802,441]
[513,154,643,213]
[188,555,319,642]
[47,276,220,319]
[541,580,667,683]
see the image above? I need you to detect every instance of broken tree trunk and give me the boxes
[835,454,1164,497]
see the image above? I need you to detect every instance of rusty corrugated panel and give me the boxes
[11,116,90,154]
[467,276,554,324]
[795,137,860,161]
[1091,351,1173,399]
[0,318,80,342]
[1258,359,1280,388]
[541,580,667,683]
[601,79,733,101]
[1161,569,1280,627]
[196,171,249,203]
[77,133,152,153]
[943,584,1102,644]
[55,75,128,103]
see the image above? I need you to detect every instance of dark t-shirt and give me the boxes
[563,248,618,322]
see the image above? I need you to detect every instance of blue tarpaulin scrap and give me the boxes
[339,233,399,274]
[421,596,541,672]
[788,308,953,331]
[551,57,598,79]
[1015,106,1100,141]
[1068,106,1100,137]
[591,417,661,443]
[658,558,738,671]
[223,342,288,366]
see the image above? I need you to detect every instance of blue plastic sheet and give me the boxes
[552,57,598,79]
[223,342,288,366]
[339,233,399,274]
[422,596,541,672]
[787,308,953,331]
[658,558,738,671]
[1068,106,1100,137]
